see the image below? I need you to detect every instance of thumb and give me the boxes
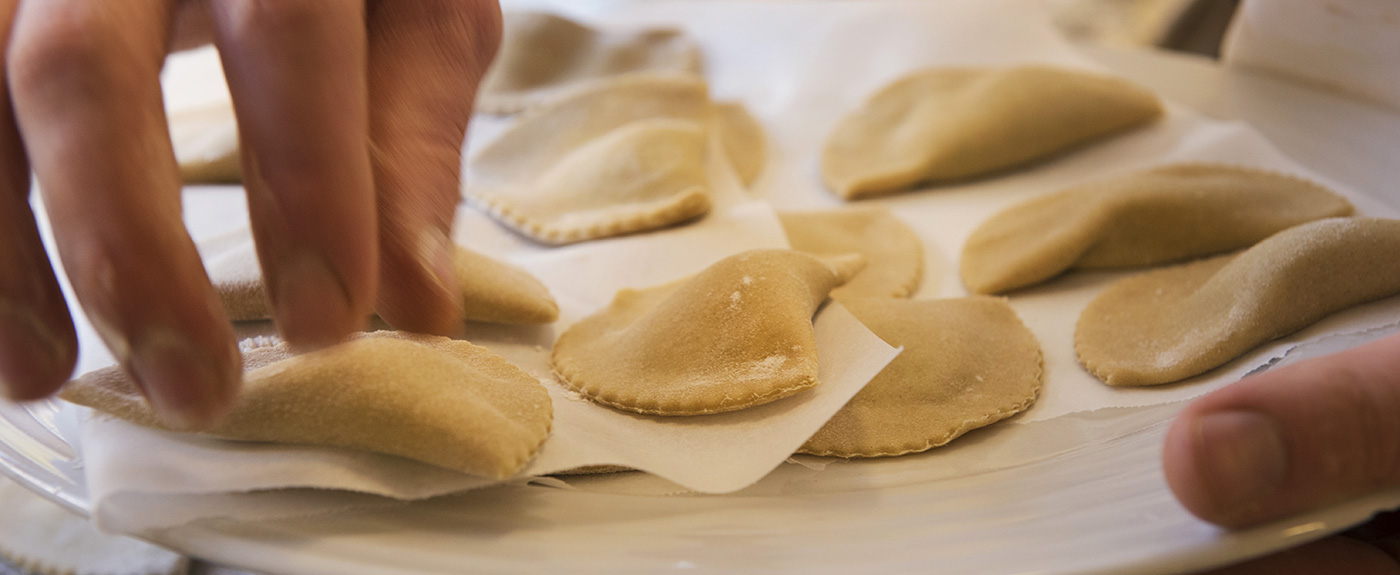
[1163,332,1400,528]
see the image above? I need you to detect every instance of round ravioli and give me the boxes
[779,206,925,298]
[800,296,1042,457]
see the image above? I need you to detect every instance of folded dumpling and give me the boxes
[61,332,554,478]
[779,206,924,298]
[552,250,865,416]
[466,75,713,245]
[800,296,1042,457]
[1076,218,1400,386]
[477,11,703,114]
[714,101,768,187]
[961,164,1353,294]
[823,65,1163,199]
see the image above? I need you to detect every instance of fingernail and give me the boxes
[0,309,70,401]
[273,251,354,349]
[1194,410,1289,517]
[127,330,236,431]
[417,228,457,299]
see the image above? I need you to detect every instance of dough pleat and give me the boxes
[1076,218,1400,386]
[779,206,924,298]
[551,250,865,416]
[822,65,1163,199]
[800,297,1042,457]
[466,75,714,245]
[478,11,703,115]
[61,332,554,479]
[961,164,1353,294]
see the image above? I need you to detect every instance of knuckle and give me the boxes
[8,10,123,98]
[219,0,345,38]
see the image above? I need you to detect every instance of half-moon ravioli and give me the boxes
[961,164,1353,294]
[60,332,554,479]
[477,11,703,115]
[466,75,713,245]
[714,101,768,187]
[822,65,1163,199]
[779,206,924,299]
[170,101,241,183]
[799,297,1042,457]
[1076,217,1400,386]
[552,249,865,416]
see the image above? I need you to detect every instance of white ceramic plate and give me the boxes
[5,384,1400,575]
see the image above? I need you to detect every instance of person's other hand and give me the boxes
[1165,332,1400,574]
[0,0,502,430]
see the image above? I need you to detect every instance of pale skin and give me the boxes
[0,2,1394,571]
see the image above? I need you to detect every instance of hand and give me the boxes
[0,0,502,430]
[1164,332,1400,574]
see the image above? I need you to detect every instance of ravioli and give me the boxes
[207,241,559,324]
[961,164,1353,294]
[478,11,703,114]
[170,101,240,183]
[822,65,1163,199]
[466,75,713,245]
[61,332,554,479]
[552,249,865,416]
[779,206,924,298]
[800,297,1042,457]
[1076,218,1400,386]
[714,101,768,186]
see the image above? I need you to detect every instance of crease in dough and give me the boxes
[779,206,925,298]
[713,101,768,187]
[822,65,1163,199]
[799,296,1042,458]
[1076,217,1400,386]
[478,11,703,115]
[208,241,559,324]
[170,101,241,183]
[466,75,714,245]
[60,331,555,479]
[551,249,865,416]
[961,164,1354,294]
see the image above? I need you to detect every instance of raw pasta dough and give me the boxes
[478,11,703,115]
[466,75,713,245]
[800,296,1042,457]
[552,249,864,416]
[822,65,1163,199]
[170,101,240,183]
[714,101,768,186]
[209,240,559,324]
[779,206,924,298]
[961,164,1353,294]
[61,332,554,479]
[1076,218,1400,386]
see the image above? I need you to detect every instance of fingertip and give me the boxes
[376,228,463,337]
[1164,406,1290,527]
[269,250,371,351]
[127,329,241,432]
[0,309,77,402]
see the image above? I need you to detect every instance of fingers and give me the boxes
[0,0,78,401]
[1165,333,1400,527]
[7,0,239,427]
[365,0,502,334]
[209,0,377,348]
